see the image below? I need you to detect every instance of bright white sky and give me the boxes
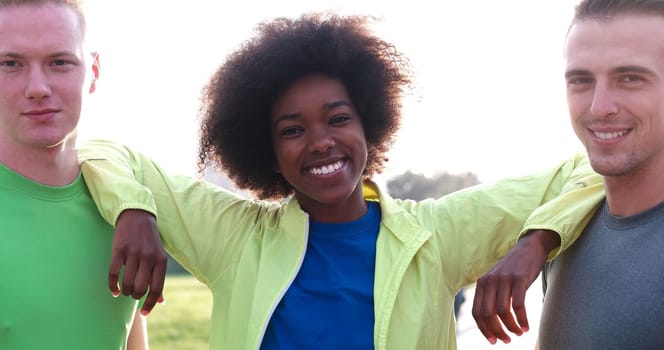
[79,0,584,185]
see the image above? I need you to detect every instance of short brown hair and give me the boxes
[574,0,664,21]
[0,0,86,35]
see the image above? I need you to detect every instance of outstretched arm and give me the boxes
[78,141,166,315]
[79,139,259,293]
[471,171,604,344]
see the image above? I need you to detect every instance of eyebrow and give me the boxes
[0,51,79,59]
[272,99,354,128]
[565,65,655,79]
[0,52,23,58]
[564,69,592,79]
[612,65,655,75]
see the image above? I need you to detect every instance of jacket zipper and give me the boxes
[254,217,310,349]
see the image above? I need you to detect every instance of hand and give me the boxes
[109,209,168,315]
[471,229,559,344]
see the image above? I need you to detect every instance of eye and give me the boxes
[1,60,18,67]
[566,76,593,86]
[278,125,304,137]
[329,114,351,125]
[565,75,595,93]
[49,58,78,71]
[50,59,76,67]
[0,59,22,70]
[619,74,644,83]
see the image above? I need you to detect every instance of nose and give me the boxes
[307,126,335,153]
[24,68,52,100]
[589,83,619,119]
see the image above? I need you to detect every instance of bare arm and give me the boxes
[127,310,149,350]
[470,169,604,345]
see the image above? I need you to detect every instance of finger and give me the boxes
[511,279,529,332]
[482,276,512,344]
[131,258,151,300]
[472,281,497,345]
[495,278,521,340]
[141,261,167,315]
[108,249,125,297]
[121,253,138,297]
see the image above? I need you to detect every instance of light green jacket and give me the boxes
[78,140,605,350]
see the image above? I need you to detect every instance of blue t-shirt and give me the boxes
[261,201,381,349]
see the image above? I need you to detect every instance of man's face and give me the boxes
[0,4,97,151]
[565,14,664,178]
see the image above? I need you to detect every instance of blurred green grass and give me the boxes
[148,275,211,350]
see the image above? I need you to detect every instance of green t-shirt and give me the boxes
[0,164,138,350]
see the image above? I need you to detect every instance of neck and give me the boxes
[604,161,664,217]
[0,137,79,186]
[297,183,368,223]
[307,199,368,223]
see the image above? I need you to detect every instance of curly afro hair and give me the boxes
[199,12,412,200]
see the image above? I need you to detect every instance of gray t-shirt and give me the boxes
[540,199,664,350]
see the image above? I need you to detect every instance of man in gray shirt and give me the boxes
[471,0,664,348]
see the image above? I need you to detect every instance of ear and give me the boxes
[88,51,100,94]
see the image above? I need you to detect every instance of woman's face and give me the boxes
[270,74,368,222]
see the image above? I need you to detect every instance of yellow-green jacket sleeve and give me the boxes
[78,139,263,286]
[510,153,604,256]
[405,153,605,288]
[520,168,605,245]
[78,140,158,226]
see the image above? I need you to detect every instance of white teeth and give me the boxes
[309,160,343,175]
[594,130,627,140]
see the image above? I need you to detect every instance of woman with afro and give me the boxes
[79,12,603,350]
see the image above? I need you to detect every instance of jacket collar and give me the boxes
[281,180,430,245]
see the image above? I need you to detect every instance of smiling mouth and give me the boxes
[307,160,345,175]
[593,130,628,140]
